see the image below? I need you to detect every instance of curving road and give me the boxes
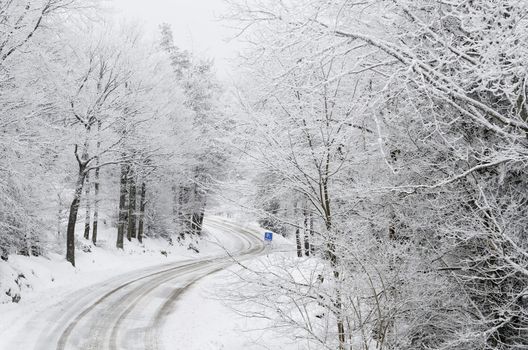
[10,218,264,350]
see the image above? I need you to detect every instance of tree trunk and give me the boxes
[66,167,86,266]
[196,207,205,235]
[190,183,200,235]
[83,172,91,240]
[309,212,315,255]
[171,184,178,223]
[191,213,199,234]
[178,185,190,235]
[193,197,206,236]
[303,208,310,256]
[336,288,346,349]
[137,182,146,244]
[128,171,137,240]
[295,227,303,258]
[92,122,101,245]
[116,163,128,249]
[322,176,346,350]
[21,233,31,257]
[294,201,303,257]
[92,166,100,245]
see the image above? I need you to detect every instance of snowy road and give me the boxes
[4,218,264,350]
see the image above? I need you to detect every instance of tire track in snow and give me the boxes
[52,218,264,350]
[142,218,265,350]
[56,260,209,350]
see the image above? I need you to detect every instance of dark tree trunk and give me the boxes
[190,184,199,235]
[137,182,146,243]
[91,123,101,245]
[197,209,205,234]
[303,208,310,256]
[92,166,100,245]
[194,209,205,236]
[66,167,87,266]
[83,172,91,240]
[171,184,178,223]
[336,289,346,349]
[309,213,315,255]
[128,172,137,240]
[294,201,303,257]
[295,227,303,258]
[191,213,198,234]
[116,163,128,249]
[21,234,31,257]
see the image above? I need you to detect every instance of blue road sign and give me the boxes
[264,231,273,241]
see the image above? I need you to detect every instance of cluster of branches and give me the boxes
[0,3,226,267]
[228,0,528,349]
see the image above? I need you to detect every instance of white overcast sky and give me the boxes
[111,0,240,78]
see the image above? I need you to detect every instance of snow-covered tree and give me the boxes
[227,0,528,349]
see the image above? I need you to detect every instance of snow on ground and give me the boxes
[0,216,256,346]
[0,215,254,303]
[161,226,302,350]
[161,263,301,350]
[0,215,300,350]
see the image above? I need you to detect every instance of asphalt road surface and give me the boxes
[9,217,264,350]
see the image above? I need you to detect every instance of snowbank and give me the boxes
[160,253,329,350]
[0,217,252,306]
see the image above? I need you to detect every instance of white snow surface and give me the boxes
[161,223,301,350]
[0,216,296,350]
[161,256,303,350]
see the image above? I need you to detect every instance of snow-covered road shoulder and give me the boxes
[161,219,298,350]
[160,252,307,350]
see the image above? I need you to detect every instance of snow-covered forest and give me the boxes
[1,1,527,349]
[0,1,229,264]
